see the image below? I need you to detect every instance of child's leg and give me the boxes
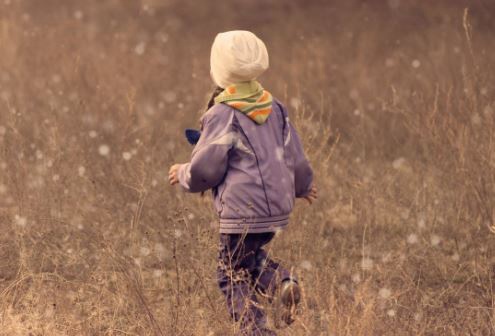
[252,233,294,299]
[217,233,269,333]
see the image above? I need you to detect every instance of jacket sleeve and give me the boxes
[177,109,233,193]
[288,122,314,198]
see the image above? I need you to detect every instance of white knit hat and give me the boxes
[210,30,269,89]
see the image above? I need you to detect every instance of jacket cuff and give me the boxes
[177,163,192,192]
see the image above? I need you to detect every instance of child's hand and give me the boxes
[168,164,182,186]
[303,185,318,205]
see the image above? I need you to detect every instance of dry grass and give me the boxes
[1,0,495,335]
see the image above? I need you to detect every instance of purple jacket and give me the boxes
[177,99,313,233]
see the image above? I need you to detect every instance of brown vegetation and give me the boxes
[1,1,494,335]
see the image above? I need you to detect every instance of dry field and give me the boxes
[1,0,495,335]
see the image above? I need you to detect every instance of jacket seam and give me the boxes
[233,113,272,217]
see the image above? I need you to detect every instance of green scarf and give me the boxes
[214,81,273,124]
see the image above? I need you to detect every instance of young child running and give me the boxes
[169,30,317,336]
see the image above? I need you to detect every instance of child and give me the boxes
[169,30,317,336]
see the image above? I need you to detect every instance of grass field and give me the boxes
[1,0,495,335]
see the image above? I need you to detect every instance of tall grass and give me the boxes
[1,1,494,335]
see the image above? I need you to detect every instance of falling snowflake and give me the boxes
[274,147,284,162]
[74,10,83,20]
[155,243,166,258]
[187,213,195,220]
[387,309,396,317]
[14,215,27,227]
[379,288,392,299]
[164,91,177,103]
[89,130,97,138]
[471,113,481,125]
[351,273,361,284]
[300,260,312,271]
[78,166,85,176]
[411,59,421,68]
[174,229,182,238]
[135,42,146,55]
[140,246,151,257]
[122,152,132,161]
[392,157,406,170]
[407,233,418,244]
[289,98,301,110]
[430,234,441,247]
[361,257,373,270]
[98,144,110,156]
[417,217,426,229]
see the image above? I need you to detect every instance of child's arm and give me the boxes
[288,122,314,199]
[173,110,233,193]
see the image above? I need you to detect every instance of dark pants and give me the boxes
[217,232,293,334]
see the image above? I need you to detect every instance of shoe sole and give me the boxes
[278,281,301,326]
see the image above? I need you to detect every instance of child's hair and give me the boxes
[206,86,224,112]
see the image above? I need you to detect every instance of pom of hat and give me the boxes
[210,30,269,89]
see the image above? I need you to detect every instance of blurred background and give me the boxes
[1,0,494,335]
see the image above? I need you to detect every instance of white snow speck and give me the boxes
[187,213,195,220]
[78,166,85,176]
[290,98,301,110]
[275,147,284,162]
[14,215,27,227]
[417,217,426,229]
[135,42,146,55]
[140,246,151,257]
[52,74,61,84]
[122,152,132,161]
[392,157,406,169]
[349,89,359,100]
[164,91,177,103]
[74,10,83,20]
[351,273,361,283]
[361,257,373,270]
[406,233,418,244]
[353,109,361,116]
[387,309,396,317]
[430,234,441,247]
[379,287,392,299]
[411,59,421,68]
[52,174,60,182]
[471,113,481,125]
[174,229,182,238]
[154,243,166,258]
[89,130,97,138]
[300,260,312,271]
[98,144,110,156]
